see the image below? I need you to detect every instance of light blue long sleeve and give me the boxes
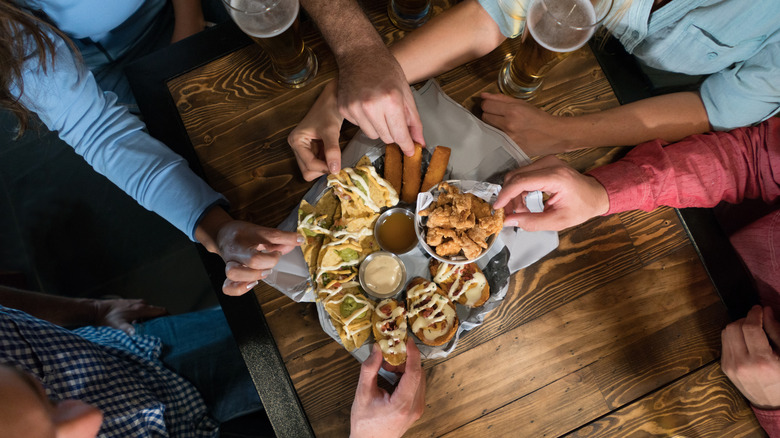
[13,28,225,241]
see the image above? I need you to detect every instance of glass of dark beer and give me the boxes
[223,0,318,88]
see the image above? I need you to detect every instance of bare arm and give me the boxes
[171,0,205,43]
[482,90,711,155]
[0,286,166,332]
[560,91,712,150]
[390,0,507,83]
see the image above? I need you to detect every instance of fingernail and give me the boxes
[260,270,272,278]
[297,235,305,244]
[126,326,136,336]
[329,162,339,173]
[246,281,259,290]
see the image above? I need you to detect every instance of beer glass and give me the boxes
[388,0,432,31]
[223,0,317,88]
[498,0,612,99]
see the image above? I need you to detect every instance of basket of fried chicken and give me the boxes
[415,181,505,264]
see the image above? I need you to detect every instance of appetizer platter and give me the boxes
[297,146,508,365]
[269,80,558,367]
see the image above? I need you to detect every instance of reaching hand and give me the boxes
[494,156,609,232]
[480,92,568,156]
[288,81,345,180]
[336,53,424,156]
[350,339,426,438]
[93,298,168,335]
[722,305,780,410]
[215,221,302,296]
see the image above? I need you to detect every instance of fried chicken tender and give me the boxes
[421,182,504,260]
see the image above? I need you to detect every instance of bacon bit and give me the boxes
[333,282,341,288]
[383,321,397,332]
[380,304,392,314]
[421,308,434,318]
[435,311,443,318]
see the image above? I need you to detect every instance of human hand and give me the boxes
[92,298,168,335]
[494,155,609,232]
[721,305,780,410]
[216,221,303,296]
[350,338,425,438]
[480,92,570,156]
[336,52,424,156]
[288,81,345,180]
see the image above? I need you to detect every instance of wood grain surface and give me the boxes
[166,1,764,436]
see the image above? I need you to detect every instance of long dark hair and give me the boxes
[0,1,66,135]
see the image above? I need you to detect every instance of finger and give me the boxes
[386,110,415,154]
[133,304,168,321]
[225,260,273,282]
[394,339,423,402]
[404,93,425,147]
[481,112,506,131]
[481,91,520,105]
[263,243,297,255]
[256,228,303,248]
[763,307,780,350]
[118,322,135,336]
[743,305,773,357]
[350,110,380,140]
[321,131,343,174]
[356,344,383,398]
[480,92,517,115]
[222,279,260,296]
[503,211,561,232]
[290,141,328,181]
[722,318,749,360]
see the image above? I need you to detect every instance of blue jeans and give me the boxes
[135,307,263,423]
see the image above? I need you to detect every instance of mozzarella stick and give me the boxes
[420,146,451,192]
[401,143,423,204]
[383,143,403,194]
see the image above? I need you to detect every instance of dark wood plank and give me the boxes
[619,206,690,265]
[566,363,766,437]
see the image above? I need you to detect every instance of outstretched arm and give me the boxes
[481,91,711,156]
[171,0,206,43]
[0,286,167,333]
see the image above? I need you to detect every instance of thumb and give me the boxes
[763,307,780,350]
[322,130,342,174]
[505,211,560,232]
[356,344,383,395]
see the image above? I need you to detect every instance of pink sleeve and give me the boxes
[753,406,780,437]
[587,119,780,215]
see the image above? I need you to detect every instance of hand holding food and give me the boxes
[196,206,302,296]
[494,155,609,232]
[372,298,408,366]
[406,278,459,346]
[350,338,425,438]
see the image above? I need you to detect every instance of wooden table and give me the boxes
[127,1,766,436]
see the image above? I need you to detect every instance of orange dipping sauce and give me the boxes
[376,209,418,254]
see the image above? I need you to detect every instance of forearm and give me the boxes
[0,286,97,327]
[301,0,388,65]
[391,0,506,83]
[588,119,780,213]
[561,92,711,150]
[171,0,205,42]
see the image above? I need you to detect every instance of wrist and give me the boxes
[194,206,234,255]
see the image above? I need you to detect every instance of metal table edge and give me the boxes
[125,21,315,438]
[588,37,759,320]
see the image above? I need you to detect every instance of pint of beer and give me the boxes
[388,0,432,31]
[498,0,612,99]
[223,0,317,88]
[498,32,570,98]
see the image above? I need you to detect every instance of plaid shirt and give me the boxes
[0,306,218,437]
